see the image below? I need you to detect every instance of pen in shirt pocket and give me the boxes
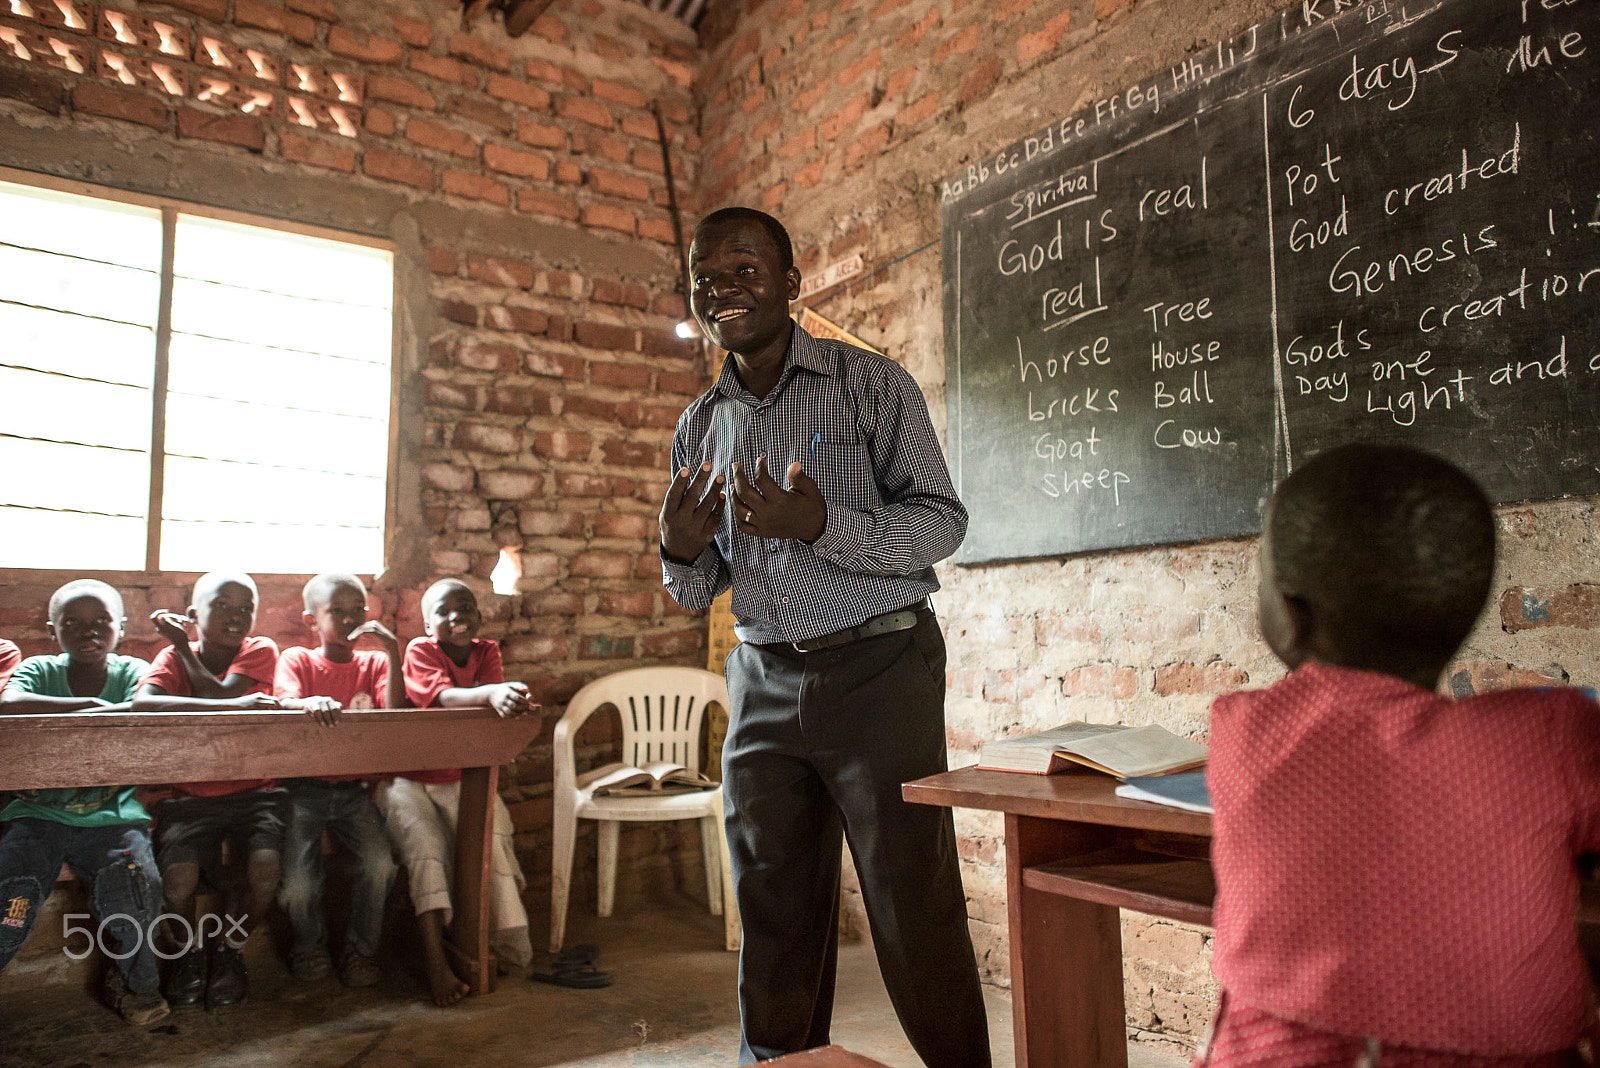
[810,431,821,460]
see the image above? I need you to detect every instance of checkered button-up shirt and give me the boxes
[662,325,967,645]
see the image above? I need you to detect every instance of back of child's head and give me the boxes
[49,578,124,622]
[302,572,366,612]
[1267,443,1495,669]
[420,578,475,619]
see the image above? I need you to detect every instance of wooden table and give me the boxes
[0,706,542,995]
[904,765,1212,1068]
[908,766,1600,1068]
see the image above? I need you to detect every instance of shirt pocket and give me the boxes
[805,438,882,509]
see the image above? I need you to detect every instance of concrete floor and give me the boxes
[0,899,1190,1068]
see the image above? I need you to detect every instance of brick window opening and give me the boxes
[0,173,395,574]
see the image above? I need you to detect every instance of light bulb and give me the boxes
[491,548,522,596]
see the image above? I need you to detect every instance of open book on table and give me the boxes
[976,721,1207,778]
[577,761,716,796]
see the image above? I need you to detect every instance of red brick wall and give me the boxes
[11,0,1600,1037]
[691,0,1600,1051]
[0,0,709,909]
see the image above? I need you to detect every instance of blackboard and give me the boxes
[940,0,1600,565]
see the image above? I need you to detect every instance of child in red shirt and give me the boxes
[374,578,534,1006]
[272,573,402,988]
[1204,444,1600,1066]
[0,638,20,689]
[134,572,299,1013]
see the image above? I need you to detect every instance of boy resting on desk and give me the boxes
[1204,443,1600,1066]
[373,578,533,1006]
[0,580,167,1026]
[134,571,325,1012]
[272,572,400,988]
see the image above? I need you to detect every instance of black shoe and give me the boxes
[165,948,206,1008]
[206,944,248,1012]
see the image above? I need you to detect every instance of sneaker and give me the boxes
[291,947,333,982]
[206,943,248,1012]
[118,990,172,1027]
[340,950,381,988]
[164,947,207,1008]
[105,970,171,1027]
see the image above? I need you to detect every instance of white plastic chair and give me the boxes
[550,666,740,952]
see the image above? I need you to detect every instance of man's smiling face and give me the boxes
[688,217,800,358]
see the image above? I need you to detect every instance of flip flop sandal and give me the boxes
[531,959,614,988]
[554,943,599,966]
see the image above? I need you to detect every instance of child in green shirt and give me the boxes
[0,579,167,1026]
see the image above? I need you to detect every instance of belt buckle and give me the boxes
[790,600,929,654]
[791,631,843,654]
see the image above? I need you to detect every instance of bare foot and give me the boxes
[426,956,469,1007]
[418,908,470,1007]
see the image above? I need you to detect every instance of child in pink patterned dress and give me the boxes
[1204,444,1600,1067]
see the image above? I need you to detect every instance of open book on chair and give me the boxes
[577,761,717,796]
[976,721,1208,778]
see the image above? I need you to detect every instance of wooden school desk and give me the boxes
[0,706,541,995]
[904,765,1212,1068]
[907,767,1600,1068]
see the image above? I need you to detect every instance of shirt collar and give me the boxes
[711,323,834,402]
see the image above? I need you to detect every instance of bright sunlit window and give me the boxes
[0,175,394,574]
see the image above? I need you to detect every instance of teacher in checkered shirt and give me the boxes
[659,207,989,1068]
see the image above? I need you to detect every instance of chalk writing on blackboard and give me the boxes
[940,0,1599,565]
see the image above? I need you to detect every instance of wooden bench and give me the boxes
[0,706,542,995]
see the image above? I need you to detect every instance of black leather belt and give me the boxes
[790,599,932,653]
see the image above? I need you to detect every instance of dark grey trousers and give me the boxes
[722,612,991,1067]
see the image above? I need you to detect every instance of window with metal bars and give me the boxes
[0,171,396,574]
